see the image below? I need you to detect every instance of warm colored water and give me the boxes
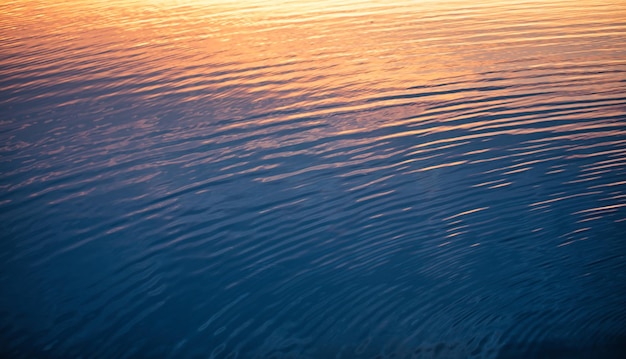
[1,0,626,357]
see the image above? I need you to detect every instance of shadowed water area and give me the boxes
[1,0,626,357]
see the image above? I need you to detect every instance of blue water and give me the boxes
[1,0,626,357]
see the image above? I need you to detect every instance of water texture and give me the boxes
[1,0,626,357]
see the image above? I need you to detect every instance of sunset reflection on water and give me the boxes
[1,0,625,358]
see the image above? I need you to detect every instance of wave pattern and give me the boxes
[1,0,626,357]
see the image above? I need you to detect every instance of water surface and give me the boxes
[1,0,626,357]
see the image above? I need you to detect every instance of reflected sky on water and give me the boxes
[1,0,626,358]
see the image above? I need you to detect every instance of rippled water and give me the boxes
[2,0,626,357]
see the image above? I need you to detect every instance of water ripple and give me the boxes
[2,0,626,357]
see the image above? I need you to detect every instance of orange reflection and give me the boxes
[2,0,625,138]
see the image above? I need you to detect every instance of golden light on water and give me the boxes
[2,0,625,122]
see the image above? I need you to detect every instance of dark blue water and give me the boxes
[1,0,626,357]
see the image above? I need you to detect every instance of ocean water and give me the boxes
[1,0,626,357]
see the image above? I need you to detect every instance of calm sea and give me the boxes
[1,0,625,357]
